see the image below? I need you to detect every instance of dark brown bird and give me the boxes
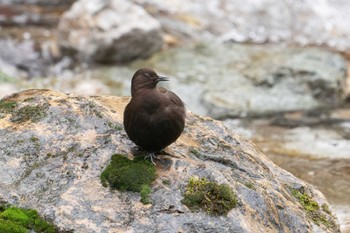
[123,68,186,162]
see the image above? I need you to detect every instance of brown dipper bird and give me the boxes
[123,68,186,163]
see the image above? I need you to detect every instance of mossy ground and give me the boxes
[182,177,237,216]
[291,188,336,229]
[0,206,57,233]
[100,154,157,204]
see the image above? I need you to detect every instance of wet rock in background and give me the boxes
[0,1,75,26]
[57,0,163,63]
[202,45,347,118]
[135,0,350,52]
[0,0,76,79]
[3,43,346,118]
[134,43,347,118]
[0,89,339,232]
[0,39,44,78]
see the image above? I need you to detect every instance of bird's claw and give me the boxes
[145,153,157,165]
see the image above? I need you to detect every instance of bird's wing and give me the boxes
[157,87,185,107]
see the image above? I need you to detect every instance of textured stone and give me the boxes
[58,0,163,63]
[0,89,339,232]
[132,43,347,118]
[136,0,350,52]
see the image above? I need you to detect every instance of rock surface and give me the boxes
[136,0,350,52]
[57,0,163,63]
[223,107,350,233]
[0,89,339,232]
[0,39,44,78]
[134,43,348,118]
[4,43,346,118]
[0,0,75,26]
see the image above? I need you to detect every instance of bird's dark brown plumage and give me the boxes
[123,68,186,152]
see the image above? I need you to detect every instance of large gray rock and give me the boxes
[134,43,347,118]
[135,0,350,52]
[202,45,347,118]
[0,89,339,232]
[0,39,42,78]
[58,0,163,63]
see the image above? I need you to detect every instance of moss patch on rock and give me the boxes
[0,206,57,233]
[182,177,237,216]
[140,184,152,205]
[10,104,49,123]
[0,100,17,118]
[101,154,157,204]
[0,100,17,112]
[291,188,336,229]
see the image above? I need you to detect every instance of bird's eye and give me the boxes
[144,73,150,79]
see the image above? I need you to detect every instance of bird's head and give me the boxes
[131,68,169,97]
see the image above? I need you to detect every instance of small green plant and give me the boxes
[291,188,336,229]
[0,206,57,233]
[182,177,237,215]
[100,154,157,204]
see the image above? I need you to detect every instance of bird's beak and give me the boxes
[157,76,169,82]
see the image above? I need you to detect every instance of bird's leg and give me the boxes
[145,153,157,165]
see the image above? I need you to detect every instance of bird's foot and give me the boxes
[144,153,157,165]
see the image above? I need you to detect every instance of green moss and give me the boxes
[0,100,17,111]
[106,121,123,131]
[10,104,48,123]
[291,189,319,212]
[114,123,123,131]
[29,136,40,149]
[140,185,152,204]
[0,206,57,233]
[182,177,237,216]
[101,154,157,204]
[162,179,171,186]
[322,204,332,215]
[0,219,27,233]
[0,100,17,118]
[83,101,103,118]
[291,188,336,229]
[243,182,255,190]
[190,148,200,156]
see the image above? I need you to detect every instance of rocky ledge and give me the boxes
[0,89,340,232]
